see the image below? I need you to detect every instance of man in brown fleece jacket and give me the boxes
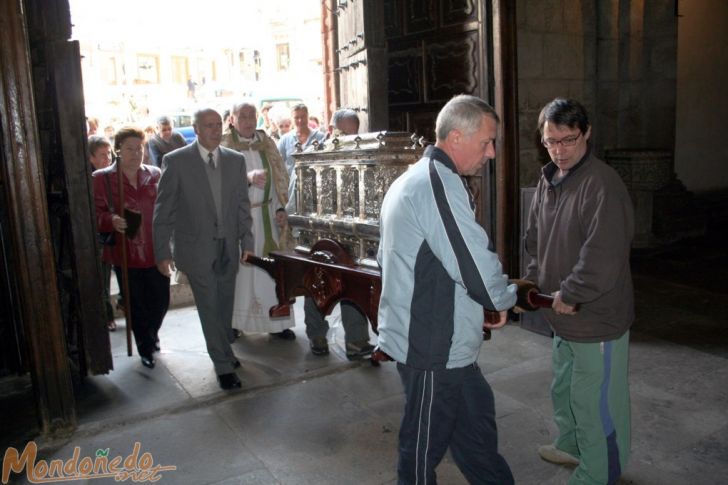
[524,98,634,485]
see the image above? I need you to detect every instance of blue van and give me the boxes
[169,112,196,144]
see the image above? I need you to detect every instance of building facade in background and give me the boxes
[72,0,324,129]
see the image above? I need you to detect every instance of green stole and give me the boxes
[232,130,278,256]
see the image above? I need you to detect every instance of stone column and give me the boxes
[605,149,672,247]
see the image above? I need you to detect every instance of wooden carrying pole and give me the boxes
[115,159,133,356]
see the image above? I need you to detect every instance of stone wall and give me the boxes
[674,0,728,192]
[516,0,597,185]
[516,0,677,186]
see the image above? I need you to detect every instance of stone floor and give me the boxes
[2,242,728,484]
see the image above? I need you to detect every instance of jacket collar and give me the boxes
[100,161,154,176]
[425,145,458,174]
[425,145,475,210]
[543,145,593,186]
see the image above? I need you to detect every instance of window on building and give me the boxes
[276,43,290,71]
[254,50,261,81]
[238,49,259,82]
[196,58,208,86]
[239,50,246,76]
[102,56,118,84]
[136,54,159,84]
[171,56,189,84]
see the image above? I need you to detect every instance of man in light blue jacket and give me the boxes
[378,94,517,484]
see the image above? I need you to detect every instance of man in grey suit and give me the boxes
[153,108,254,390]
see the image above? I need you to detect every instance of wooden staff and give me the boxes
[115,157,133,356]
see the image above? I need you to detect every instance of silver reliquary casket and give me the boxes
[248,130,529,349]
[288,131,425,266]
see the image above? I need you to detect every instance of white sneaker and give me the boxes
[538,444,580,466]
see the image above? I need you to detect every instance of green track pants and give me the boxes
[551,330,631,485]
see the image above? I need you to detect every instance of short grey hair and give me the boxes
[435,94,499,141]
[156,115,172,126]
[331,108,359,130]
[231,101,257,116]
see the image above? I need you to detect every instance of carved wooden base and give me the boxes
[247,239,527,347]
[247,239,382,332]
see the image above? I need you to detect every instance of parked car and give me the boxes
[169,112,196,144]
[256,96,304,128]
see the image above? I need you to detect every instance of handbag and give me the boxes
[98,173,116,246]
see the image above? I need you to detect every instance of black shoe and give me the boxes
[233,359,241,369]
[345,340,375,361]
[217,373,242,390]
[270,329,296,340]
[309,337,329,356]
[232,329,243,339]
[140,355,155,369]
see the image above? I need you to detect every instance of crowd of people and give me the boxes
[89,94,634,484]
[89,102,374,375]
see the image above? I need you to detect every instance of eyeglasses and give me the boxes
[542,132,581,148]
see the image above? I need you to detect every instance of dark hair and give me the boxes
[538,98,590,135]
[290,103,308,114]
[88,135,110,157]
[114,126,144,152]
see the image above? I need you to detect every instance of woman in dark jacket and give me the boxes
[93,127,169,369]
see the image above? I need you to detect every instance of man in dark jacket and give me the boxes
[147,116,187,168]
[524,98,634,485]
